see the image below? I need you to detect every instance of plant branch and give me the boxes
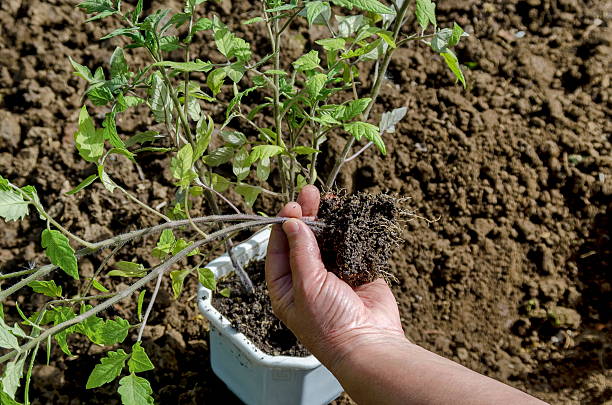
[0,219,293,364]
[136,271,162,341]
[117,185,171,222]
[0,215,323,302]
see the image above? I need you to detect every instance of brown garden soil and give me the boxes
[212,260,310,357]
[0,0,610,404]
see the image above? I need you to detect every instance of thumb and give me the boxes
[282,219,327,295]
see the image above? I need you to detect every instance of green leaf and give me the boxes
[377,30,396,48]
[28,280,62,298]
[86,349,129,389]
[171,144,197,188]
[220,131,247,147]
[100,27,141,41]
[41,229,79,280]
[149,73,173,124]
[74,106,104,163]
[108,261,147,278]
[0,356,25,400]
[0,191,28,222]
[441,50,466,88]
[315,38,346,51]
[225,62,246,83]
[69,56,93,81]
[137,291,146,322]
[170,270,191,299]
[213,26,251,61]
[103,113,126,149]
[65,174,98,195]
[118,374,154,405]
[343,98,371,120]
[344,121,386,154]
[207,68,226,96]
[242,17,264,25]
[171,239,199,256]
[305,1,331,26]
[292,146,320,155]
[152,229,176,258]
[306,73,327,99]
[77,0,114,13]
[336,14,365,37]
[129,342,155,373]
[379,106,407,133]
[332,0,394,14]
[232,147,250,181]
[124,131,162,148]
[293,50,320,71]
[448,22,465,47]
[91,279,109,293]
[249,145,284,164]
[235,184,262,207]
[0,385,21,405]
[87,86,115,106]
[256,156,271,181]
[94,318,130,345]
[110,47,128,78]
[0,318,20,350]
[194,116,213,160]
[98,165,117,193]
[219,287,231,298]
[341,38,382,59]
[203,147,234,167]
[192,17,213,33]
[415,0,436,31]
[210,174,230,193]
[430,27,452,53]
[198,268,216,291]
[152,60,213,72]
[160,36,181,52]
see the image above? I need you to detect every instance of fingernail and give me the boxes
[283,219,300,235]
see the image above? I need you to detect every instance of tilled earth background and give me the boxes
[0,0,610,404]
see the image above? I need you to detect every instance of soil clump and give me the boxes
[316,192,402,287]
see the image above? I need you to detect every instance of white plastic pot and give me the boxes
[197,227,343,405]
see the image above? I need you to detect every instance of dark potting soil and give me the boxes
[212,260,310,357]
[316,192,402,287]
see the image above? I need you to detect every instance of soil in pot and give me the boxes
[316,192,403,287]
[212,260,310,357]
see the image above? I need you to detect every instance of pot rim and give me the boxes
[197,227,322,370]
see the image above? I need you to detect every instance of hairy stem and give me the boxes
[117,185,171,222]
[136,271,163,341]
[0,219,290,364]
[0,215,323,302]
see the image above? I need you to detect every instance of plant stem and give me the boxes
[80,242,126,297]
[0,215,323,302]
[324,0,411,189]
[203,189,255,293]
[0,219,291,364]
[271,16,289,202]
[136,271,162,341]
[0,268,38,280]
[117,185,171,222]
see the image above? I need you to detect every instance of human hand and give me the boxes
[265,185,406,369]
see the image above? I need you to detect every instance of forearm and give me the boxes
[326,336,548,405]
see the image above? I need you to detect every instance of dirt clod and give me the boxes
[316,192,402,287]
